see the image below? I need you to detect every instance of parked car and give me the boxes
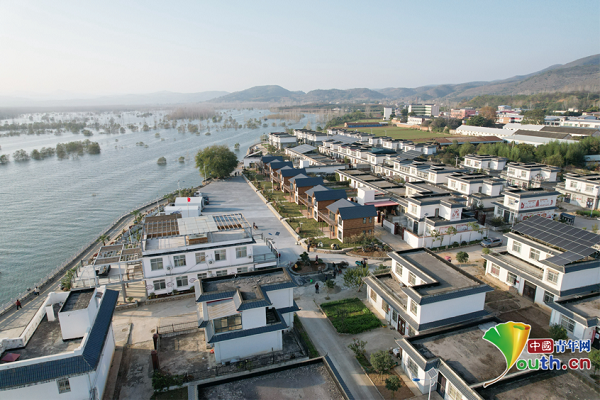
[480,238,503,248]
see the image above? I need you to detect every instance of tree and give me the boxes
[590,348,600,375]
[456,251,469,263]
[548,324,568,341]
[31,149,41,160]
[348,338,367,357]
[465,115,494,127]
[97,234,110,246]
[482,247,490,255]
[459,142,476,157]
[0,154,8,164]
[157,156,167,165]
[521,109,546,125]
[13,149,30,161]
[343,266,370,292]
[195,145,238,179]
[479,106,497,121]
[385,376,402,399]
[234,143,240,151]
[370,350,394,376]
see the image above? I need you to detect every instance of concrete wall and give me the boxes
[59,307,91,340]
[241,307,266,330]
[214,330,282,363]
[418,292,486,325]
[93,325,115,400]
[560,266,600,291]
[0,373,92,400]
[266,288,293,309]
[549,310,595,342]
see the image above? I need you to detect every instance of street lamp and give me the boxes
[412,368,438,400]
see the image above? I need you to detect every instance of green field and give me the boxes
[320,298,382,334]
[334,119,446,142]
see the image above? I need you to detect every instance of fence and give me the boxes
[157,321,199,336]
[0,194,170,317]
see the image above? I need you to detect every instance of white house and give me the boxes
[390,160,464,185]
[446,173,505,208]
[556,173,600,209]
[461,154,507,172]
[407,116,430,126]
[502,162,560,188]
[492,187,559,224]
[364,249,492,336]
[0,287,118,400]
[398,182,484,248]
[195,268,299,363]
[455,125,515,137]
[141,213,278,296]
[268,132,297,149]
[547,293,599,345]
[483,216,600,306]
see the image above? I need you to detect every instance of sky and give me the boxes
[0,0,598,97]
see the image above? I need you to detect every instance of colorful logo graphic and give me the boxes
[482,321,531,387]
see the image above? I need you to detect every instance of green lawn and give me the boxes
[333,121,447,142]
[320,298,382,334]
[288,218,327,238]
[276,201,304,218]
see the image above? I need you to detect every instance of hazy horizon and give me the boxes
[1,0,598,97]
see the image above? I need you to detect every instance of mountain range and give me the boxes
[0,54,597,108]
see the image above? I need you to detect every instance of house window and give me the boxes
[529,248,540,261]
[173,255,186,267]
[153,279,166,291]
[520,170,526,178]
[197,273,208,280]
[195,252,206,264]
[392,309,398,321]
[215,269,227,277]
[569,181,578,188]
[410,205,417,215]
[490,264,500,277]
[407,357,419,377]
[370,288,377,301]
[236,247,247,258]
[546,270,559,284]
[237,267,249,274]
[449,180,456,188]
[214,314,242,333]
[460,183,467,192]
[585,184,594,192]
[176,276,188,287]
[215,249,227,261]
[543,291,554,303]
[363,218,367,224]
[409,272,416,286]
[560,315,575,333]
[512,241,522,253]
[506,272,517,285]
[447,382,462,400]
[150,258,163,271]
[57,378,71,394]
[395,264,403,278]
[410,300,418,316]
[382,299,390,313]
[408,326,416,336]
[369,217,372,223]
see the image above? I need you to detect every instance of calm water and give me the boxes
[0,109,319,305]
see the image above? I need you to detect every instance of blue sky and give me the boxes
[0,0,598,96]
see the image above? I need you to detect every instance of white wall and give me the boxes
[93,325,115,400]
[549,311,595,342]
[241,308,266,330]
[560,267,600,291]
[59,308,91,340]
[267,288,292,309]
[0,373,92,400]
[419,292,486,325]
[401,354,428,394]
[214,330,282,363]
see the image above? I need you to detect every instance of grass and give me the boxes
[288,217,327,238]
[321,298,382,334]
[575,210,600,218]
[152,388,187,400]
[294,315,320,358]
[275,201,304,218]
[333,121,447,142]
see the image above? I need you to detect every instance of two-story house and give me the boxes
[501,162,559,188]
[268,132,297,149]
[364,249,492,336]
[271,166,306,191]
[446,173,505,208]
[195,268,299,363]
[398,182,483,248]
[493,187,559,224]
[547,292,599,346]
[141,213,278,296]
[557,173,600,209]
[391,160,464,185]
[483,216,600,306]
[292,176,324,205]
[266,160,293,178]
[461,154,507,172]
[304,185,347,221]
[324,199,377,242]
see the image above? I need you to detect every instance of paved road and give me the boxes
[296,298,381,400]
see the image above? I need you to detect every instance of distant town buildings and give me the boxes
[450,108,477,120]
[407,104,440,117]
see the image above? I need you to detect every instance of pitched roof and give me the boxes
[280,168,306,177]
[0,290,119,390]
[268,161,293,171]
[541,126,599,135]
[289,144,316,154]
[288,174,309,183]
[314,189,347,202]
[261,156,283,164]
[513,129,571,139]
[305,185,329,196]
[436,136,503,144]
[326,198,358,214]
[338,204,378,220]
[293,177,324,188]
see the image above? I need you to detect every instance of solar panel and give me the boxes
[513,216,599,250]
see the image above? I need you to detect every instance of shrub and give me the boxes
[461,241,468,246]
[348,338,367,357]
[590,348,600,375]
[370,350,394,375]
[148,292,156,299]
[324,279,336,289]
[456,251,469,263]
[549,324,568,341]
[151,371,185,392]
[576,210,600,218]
[482,247,490,255]
[157,156,167,165]
[385,375,402,399]
[127,297,134,302]
[489,217,505,227]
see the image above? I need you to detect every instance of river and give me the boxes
[0,109,320,305]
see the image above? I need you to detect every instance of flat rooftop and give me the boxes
[60,288,94,312]
[560,295,600,320]
[1,309,83,362]
[396,250,479,296]
[202,269,291,299]
[197,361,345,400]
[413,322,505,385]
[341,169,370,176]
[476,370,599,400]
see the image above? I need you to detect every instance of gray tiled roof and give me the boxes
[294,177,324,188]
[280,168,306,177]
[305,185,329,196]
[338,204,377,220]
[326,198,357,214]
[196,290,237,303]
[314,189,347,202]
[277,301,300,314]
[0,290,119,390]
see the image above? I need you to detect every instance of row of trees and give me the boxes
[2,140,101,163]
[460,92,599,112]
[325,111,366,129]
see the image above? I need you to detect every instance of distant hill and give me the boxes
[209,85,304,103]
[0,90,229,107]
